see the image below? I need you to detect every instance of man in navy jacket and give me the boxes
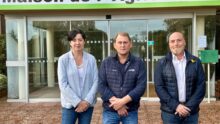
[154,32,206,124]
[98,32,147,124]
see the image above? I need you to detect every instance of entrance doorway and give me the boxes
[26,18,192,99]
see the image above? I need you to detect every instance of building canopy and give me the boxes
[0,0,220,10]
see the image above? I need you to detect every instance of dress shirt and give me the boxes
[172,53,186,102]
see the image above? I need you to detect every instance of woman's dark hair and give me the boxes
[67,29,86,42]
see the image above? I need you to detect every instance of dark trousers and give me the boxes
[161,111,198,124]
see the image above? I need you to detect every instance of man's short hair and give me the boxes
[167,31,185,43]
[113,32,131,43]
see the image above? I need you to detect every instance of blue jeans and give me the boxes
[62,107,94,124]
[161,111,198,124]
[102,109,138,124]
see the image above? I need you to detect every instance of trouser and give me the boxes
[102,109,138,124]
[62,107,94,124]
[161,111,198,124]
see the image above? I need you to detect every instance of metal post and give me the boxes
[207,63,210,103]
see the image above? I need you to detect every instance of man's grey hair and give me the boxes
[167,31,185,43]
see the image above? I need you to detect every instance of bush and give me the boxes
[0,74,7,88]
[0,34,6,74]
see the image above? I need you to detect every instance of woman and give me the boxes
[57,29,98,124]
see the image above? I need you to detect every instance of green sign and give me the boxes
[199,50,218,63]
[148,40,154,46]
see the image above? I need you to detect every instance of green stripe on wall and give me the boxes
[0,1,220,10]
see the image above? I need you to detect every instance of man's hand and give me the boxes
[175,104,191,117]
[109,95,132,110]
[75,100,90,113]
[109,97,125,110]
[109,96,117,104]
[117,106,128,117]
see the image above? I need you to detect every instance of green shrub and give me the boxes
[0,34,6,74]
[0,74,7,88]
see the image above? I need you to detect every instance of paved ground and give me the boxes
[0,97,220,124]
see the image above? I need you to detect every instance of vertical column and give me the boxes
[107,21,110,56]
[33,32,41,87]
[193,15,205,56]
[18,21,26,99]
[196,16,205,51]
[46,28,55,87]
[192,13,197,56]
[40,30,46,85]
[146,22,149,98]
[196,17,207,95]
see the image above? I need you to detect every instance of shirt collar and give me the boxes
[114,53,131,64]
[172,52,186,61]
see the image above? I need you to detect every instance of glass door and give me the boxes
[109,20,149,97]
[109,18,192,97]
[147,18,192,97]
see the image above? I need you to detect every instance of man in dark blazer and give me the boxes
[154,32,206,124]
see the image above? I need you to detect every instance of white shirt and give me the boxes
[172,53,186,102]
[77,64,85,93]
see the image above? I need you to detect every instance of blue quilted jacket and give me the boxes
[98,54,147,112]
[154,50,206,114]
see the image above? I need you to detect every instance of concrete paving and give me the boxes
[0,97,220,124]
